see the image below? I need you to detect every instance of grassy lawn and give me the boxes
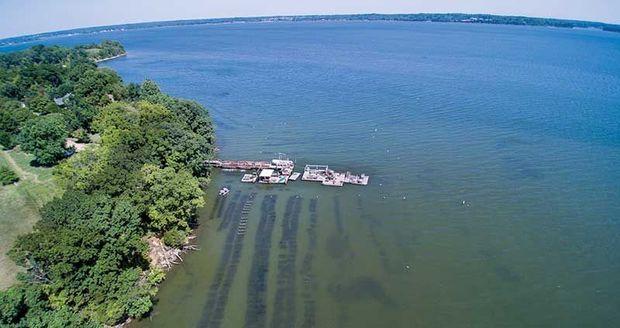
[0,149,62,290]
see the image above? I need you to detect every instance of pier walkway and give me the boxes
[205,158,369,187]
[205,160,272,171]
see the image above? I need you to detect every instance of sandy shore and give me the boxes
[94,52,127,63]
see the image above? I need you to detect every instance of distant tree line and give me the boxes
[0,42,215,326]
[1,13,619,46]
[76,40,126,61]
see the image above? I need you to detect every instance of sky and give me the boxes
[1,0,619,39]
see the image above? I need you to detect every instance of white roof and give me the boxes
[259,169,274,177]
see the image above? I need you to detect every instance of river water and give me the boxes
[4,21,620,327]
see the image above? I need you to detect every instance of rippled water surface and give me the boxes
[5,21,620,327]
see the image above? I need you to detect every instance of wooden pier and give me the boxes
[205,157,369,187]
[205,159,272,171]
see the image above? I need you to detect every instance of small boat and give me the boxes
[218,187,230,196]
[241,173,258,183]
[289,172,301,181]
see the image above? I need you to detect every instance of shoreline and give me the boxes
[94,52,127,63]
[2,13,619,46]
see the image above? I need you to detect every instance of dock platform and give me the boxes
[302,165,369,186]
[206,157,369,187]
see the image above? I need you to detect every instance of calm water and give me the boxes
[4,21,620,327]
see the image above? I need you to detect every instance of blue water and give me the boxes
[4,21,620,327]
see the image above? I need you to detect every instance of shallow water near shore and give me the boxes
[4,21,620,327]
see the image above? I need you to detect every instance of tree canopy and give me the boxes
[0,165,19,185]
[18,114,69,166]
[0,42,215,327]
[0,41,130,163]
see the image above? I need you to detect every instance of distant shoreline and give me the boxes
[1,13,619,46]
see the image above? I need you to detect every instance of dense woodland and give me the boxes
[0,41,215,326]
[75,40,126,62]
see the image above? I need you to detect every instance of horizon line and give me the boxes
[1,12,619,45]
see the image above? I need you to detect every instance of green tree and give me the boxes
[53,147,102,192]
[0,285,26,323]
[125,82,141,101]
[66,97,99,129]
[0,284,99,327]
[0,130,16,149]
[27,94,59,114]
[0,104,32,149]
[0,165,19,185]
[9,191,150,325]
[73,68,126,107]
[139,79,162,100]
[0,82,22,99]
[18,113,68,166]
[163,228,188,247]
[66,62,97,83]
[137,164,204,232]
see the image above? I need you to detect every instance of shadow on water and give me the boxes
[357,196,393,273]
[208,196,225,221]
[479,249,522,283]
[245,195,278,328]
[326,196,354,260]
[495,136,537,150]
[272,195,303,328]
[494,265,522,283]
[501,155,545,180]
[301,198,319,328]
[327,276,394,306]
[214,91,231,97]
[334,196,343,235]
[201,192,257,328]
[325,233,352,260]
[217,192,243,231]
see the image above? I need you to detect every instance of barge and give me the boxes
[205,156,369,187]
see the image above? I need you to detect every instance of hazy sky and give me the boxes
[1,0,619,39]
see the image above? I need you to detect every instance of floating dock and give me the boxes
[205,156,369,187]
[301,165,369,186]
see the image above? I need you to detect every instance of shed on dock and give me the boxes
[258,168,289,184]
[258,169,275,182]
